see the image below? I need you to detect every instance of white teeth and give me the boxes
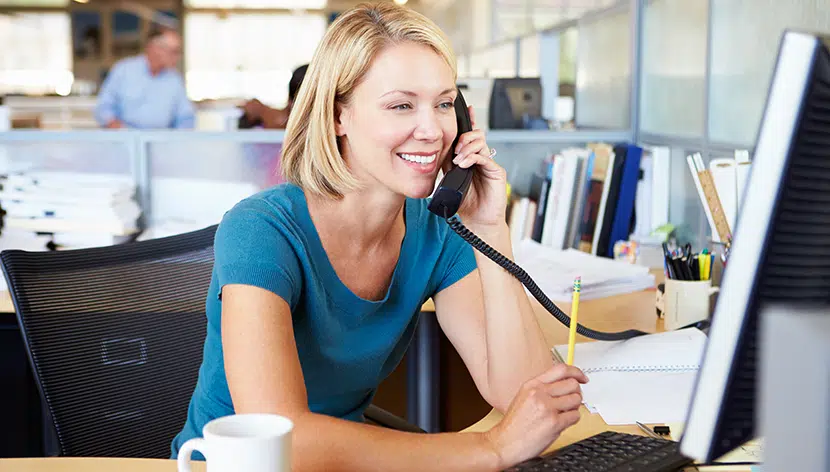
[399,153,437,164]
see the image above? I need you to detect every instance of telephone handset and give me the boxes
[427,90,475,220]
[427,89,647,342]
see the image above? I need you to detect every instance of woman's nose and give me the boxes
[413,110,442,141]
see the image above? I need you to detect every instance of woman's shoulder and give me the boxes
[223,183,307,220]
[220,183,307,229]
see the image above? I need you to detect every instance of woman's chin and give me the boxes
[403,182,437,200]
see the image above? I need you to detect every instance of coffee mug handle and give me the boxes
[177,438,207,472]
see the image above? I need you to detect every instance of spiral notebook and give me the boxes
[553,328,707,374]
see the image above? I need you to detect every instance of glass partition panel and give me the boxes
[575,7,631,129]
[0,138,132,176]
[709,0,830,146]
[0,135,136,248]
[640,0,707,138]
[145,135,282,229]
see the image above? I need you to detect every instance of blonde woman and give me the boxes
[172,3,588,470]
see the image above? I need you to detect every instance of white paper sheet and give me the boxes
[589,371,698,425]
[514,240,656,301]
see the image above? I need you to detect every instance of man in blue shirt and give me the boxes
[94,27,194,129]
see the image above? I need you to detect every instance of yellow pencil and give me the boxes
[567,276,581,365]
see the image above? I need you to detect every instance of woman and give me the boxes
[172,3,588,470]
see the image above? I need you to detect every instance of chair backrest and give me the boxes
[0,225,217,458]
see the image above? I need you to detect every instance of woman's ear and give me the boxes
[334,103,348,137]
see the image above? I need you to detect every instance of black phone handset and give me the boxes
[428,90,646,341]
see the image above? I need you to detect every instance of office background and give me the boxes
[3,0,829,247]
[1,0,830,449]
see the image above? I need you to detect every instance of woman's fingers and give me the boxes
[545,377,583,398]
[452,150,505,180]
[550,392,583,412]
[455,129,488,155]
[534,363,590,386]
[556,409,582,431]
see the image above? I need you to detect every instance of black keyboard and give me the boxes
[504,431,694,472]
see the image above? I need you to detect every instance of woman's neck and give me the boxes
[306,187,406,252]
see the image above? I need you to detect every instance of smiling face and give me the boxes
[335,41,458,199]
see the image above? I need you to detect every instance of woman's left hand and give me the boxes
[445,106,508,231]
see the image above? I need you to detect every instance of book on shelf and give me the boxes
[507,142,656,261]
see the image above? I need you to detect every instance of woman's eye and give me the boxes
[393,103,412,111]
[438,102,453,109]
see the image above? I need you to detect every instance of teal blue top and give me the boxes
[171,183,476,458]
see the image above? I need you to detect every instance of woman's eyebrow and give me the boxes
[379,88,456,98]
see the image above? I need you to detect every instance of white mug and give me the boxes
[662,279,719,331]
[177,413,293,472]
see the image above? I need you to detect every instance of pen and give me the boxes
[690,256,699,281]
[566,276,581,365]
[635,421,663,439]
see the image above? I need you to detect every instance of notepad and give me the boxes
[553,328,707,374]
[554,329,707,425]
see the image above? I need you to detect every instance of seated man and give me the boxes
[238,64,308,129]
[95,26,194,129]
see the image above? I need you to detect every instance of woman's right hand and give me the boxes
[484,363,589,469]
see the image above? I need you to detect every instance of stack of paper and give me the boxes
[0,171,141,249]
[514,239,655,301]
[553,328,707,425]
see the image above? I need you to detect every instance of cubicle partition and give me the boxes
[0,130,286,238]
[0,129,632,240]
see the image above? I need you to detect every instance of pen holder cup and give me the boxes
[656,279,719,331]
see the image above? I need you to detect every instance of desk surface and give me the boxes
[0,458,204,471]
[1,290,13,314]
[0,281,750,472]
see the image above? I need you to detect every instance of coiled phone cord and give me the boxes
[447,215,648,341]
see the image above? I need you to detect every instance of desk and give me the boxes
[459,283,752,472]
[0,458,203,471]
[1,291,13,313]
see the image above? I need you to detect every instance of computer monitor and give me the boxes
[680,29,830,462]
[488,78,543,129]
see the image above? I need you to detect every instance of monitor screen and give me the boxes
[680,29,830,462]
[488,78,543,129]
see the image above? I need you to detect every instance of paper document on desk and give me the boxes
[588,371,697,424]
[554,329,706,425]
[668,422,764,466]
[514,240,655,301]
[553,328,706,374]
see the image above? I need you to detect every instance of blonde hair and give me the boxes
[280,2,457,199]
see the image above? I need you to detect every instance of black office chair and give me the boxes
[1,225,421,458]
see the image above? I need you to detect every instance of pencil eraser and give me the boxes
[654,425,670,435]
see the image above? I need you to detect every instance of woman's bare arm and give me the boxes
[221,284,502,472]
